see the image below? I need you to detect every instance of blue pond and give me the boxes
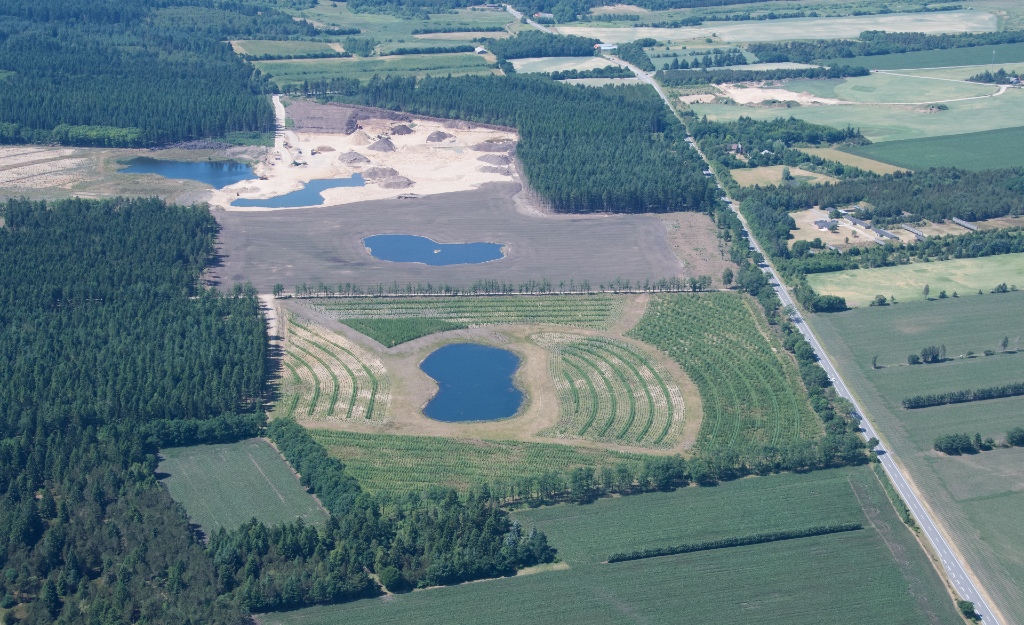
[120,158,255,189]
[231,175,365,208]
[364,234,505,266]
[420,344,523,422]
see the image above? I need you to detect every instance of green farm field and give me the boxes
[261,467,961,625]
[807,252,1024,308]
[158,439,328,533]
[230,40,337,57]
[830,42,1024,70]
[692,88,1024,142]
[254,53,495,87]
[294,3,513,41]
[809,293,1024,622]
[891,61,1024,81]
[629,293,821,455]
[311,429,646,495]
[796,147,907,174]
[841,125,1024,171]
[785,73,998,104]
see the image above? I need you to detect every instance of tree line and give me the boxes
[339,74,717,213]
[484,30,598,61]
[659,49,747,70]
[749,29,1024,63]
[903,382,1024,409]
[614,42,655,71]
[658,65,869,86]
[967,68,1021,84]
[544,66,634,80]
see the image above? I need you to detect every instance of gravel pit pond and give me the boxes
[420,343,524,422]
[232,175,365,208]
[120,158,255,189]
[364,234,505,265]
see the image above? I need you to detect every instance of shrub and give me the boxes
[1007,427,1024,447]
[934,433,977,455]
[908,354,921,365]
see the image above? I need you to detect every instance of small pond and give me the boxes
[420,343,523,422]
[231,175,365,208]
[364,234,505,266]
[120,158,255,189]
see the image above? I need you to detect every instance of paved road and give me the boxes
[504,5,554,33]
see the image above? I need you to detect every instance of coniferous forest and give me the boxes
[0,198,555,623]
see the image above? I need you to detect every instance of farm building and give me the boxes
[474,46,487,54]
[902,224,926,241]
[848,216,871,229]
[952,217,978,231]
[534,12,554,18]
[813,219,838,230]
[873,227,899,240]
[595,43,618,51]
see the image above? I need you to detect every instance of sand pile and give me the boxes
[338,151,371,164]
[426,131,454,143]
[315,145,336,152]
[349,130,372,146]
[471,140,515,153]
[477,154,512,166]
[479,166,512,175]
[379,176,414,189]
[368,137,396,152]
[363,166,399,179]
[391,124,414,135]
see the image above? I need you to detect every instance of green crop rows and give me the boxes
[538,334,685,449]
[158,439,328,533]
[310,429,645,496]
[280,317,390,422]
[341,317,468,346]
[629,293,820,455]
[316,295,622,329]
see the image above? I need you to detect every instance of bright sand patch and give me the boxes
[730,166,838,187]
[510,56,616,73]
[213,117,518,211]
[796,147,909,175]
[715,83,848,105]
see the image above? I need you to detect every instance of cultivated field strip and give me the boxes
[281,317,390,422]
[314,295,622,330]
[629,293,820,455]
[537,333,685,449]
[310,429,645,496]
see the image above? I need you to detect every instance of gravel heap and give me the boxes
[426,131,454,143]
[363,166,400,179]
[338,151,371,164]
[368,137,396,152]
[379,176,414,189]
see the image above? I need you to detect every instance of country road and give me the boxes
[504,5,554,34]
[608,59,1003,624]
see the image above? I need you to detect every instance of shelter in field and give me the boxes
[595,43,618,51]
[475,46,488,54]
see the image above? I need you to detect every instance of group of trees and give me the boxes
[661,49,747,70]
[613,42,655,71]
[658,65,869,86]
[967,68,1021,84]
[484,30,598,61]
[341,74,717,213]
[904,382,1024,410]
[544,65,634,80]
[749,29,1024,63]
[935,428,1024,455]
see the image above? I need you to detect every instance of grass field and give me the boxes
[261,466,961,625]
[785,73,999,104]
[317,295,622,330]
[692,87,1024,143]
[230,40,337,57]
[509,56,615,73]
[730,165,838,187]
[806,252,1024,307]
[280,317,391,422]
[891,61,1024,81]
[809,293,1024,622]
[158,439,328,533]
[629,293,821,455]
[829,41,1024,70]
[841,125,1024,171]
[296,4,513,42]
[311,429,646,496]
[538,334,686,448]
[797,147,907,174]
[340,317,468,346]
[255,53,495,87]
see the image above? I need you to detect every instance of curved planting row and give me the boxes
[627,293,819,457]
[316,295,621,330]
[282,317,391,422]
[539,333,684,449]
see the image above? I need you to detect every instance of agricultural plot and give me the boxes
[691,87,1024,143]
[318,295,621,331]
[296,4,513,42]
[796,147,907,175]
[833,41,1024,70]
[785,73,999,104]
[730,165,837,187]
[254,53,495,87]
[230,40,337,57]
[890,61,1024,81]
[158,439,328,533]
[629,293,821,455]
[311,429,646,496]
[807,252,1024,308]
[263,466,960,625]
[809,293,1024,622]
[841,125,1024,171]
[509,56,616,74]
[341,317,468,346]
[537,333,686,449]
[279,316,391,422]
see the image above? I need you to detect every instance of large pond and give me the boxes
[232,175,365,208]
[364,234,505,265]
[120,158,255,189]
[420,343,523,422]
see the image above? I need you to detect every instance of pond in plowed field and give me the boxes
[120,158,255,189]
[232,175,365,208]
[421,343,523,422]
[364,234,504,265]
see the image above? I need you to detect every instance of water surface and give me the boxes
[232,175,365,208]
[121,158,255,189]
[364,234,505,265]
[420,343,523,422]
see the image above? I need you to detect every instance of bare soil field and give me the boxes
[657,212,735,287]
[279,297,701,455]
[796,147,908,175]
[716,83,848,106]
[731,166,838,187]
[210,181,688,291]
